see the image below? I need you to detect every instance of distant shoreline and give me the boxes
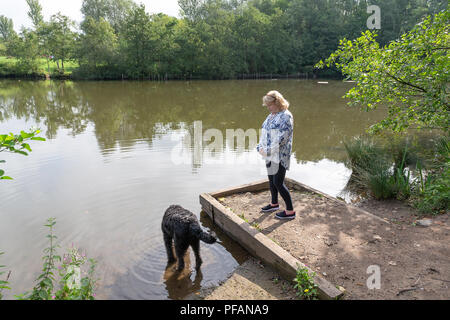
[0,73,345,81]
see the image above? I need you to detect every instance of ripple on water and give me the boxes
[102,223,244,300]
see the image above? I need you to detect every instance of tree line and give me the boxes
[0,0,447,80]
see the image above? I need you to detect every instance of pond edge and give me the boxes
[199,178,387,300]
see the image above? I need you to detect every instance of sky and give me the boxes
[0,0,181,31]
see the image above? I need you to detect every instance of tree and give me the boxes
[81,0,110,21]
[191,0,236,78]
[81,0,137,34]
[285,0,345,73]
[374,0,448,46]
[35,22,53,75]
[120,4,158,78]
[77,17,118,70]
[105,0,137,34]
[11,28,41,74]
[2,0,448,80]
[178,0,205,22]
[170,19,202,77]
[0,16,17,57]
[46,13,77,73]
[26,0,44,29]
[316,10,450,133]
[0,16,15,41]
[230,4,269,74]
[24,0,49,73]
[148,13,180,76]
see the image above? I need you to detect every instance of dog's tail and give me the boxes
[190,224,217,244]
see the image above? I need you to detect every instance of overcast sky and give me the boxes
[0,0,181,31]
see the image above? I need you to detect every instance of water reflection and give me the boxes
[0,79,386,164]
[164,268,204,301]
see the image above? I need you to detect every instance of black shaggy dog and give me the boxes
[162,205,217,271]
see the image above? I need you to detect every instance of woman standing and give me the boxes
[257,90,295,220]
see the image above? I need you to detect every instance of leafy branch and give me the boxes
[316,11,449,134]
[0,129,46,180]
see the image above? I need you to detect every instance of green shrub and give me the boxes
[414,167,450,214]
[412,137,450,215]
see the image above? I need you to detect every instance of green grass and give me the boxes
[343,135,383,175]
[0,56,78,77]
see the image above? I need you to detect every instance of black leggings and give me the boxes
[266,162,293,211]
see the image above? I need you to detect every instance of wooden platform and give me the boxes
[200,178,389,300]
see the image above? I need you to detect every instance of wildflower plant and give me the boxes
[54,246,97,300]
[293,265,319,300]
[16,218,97,300]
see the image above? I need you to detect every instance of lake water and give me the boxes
[0,79,386,299]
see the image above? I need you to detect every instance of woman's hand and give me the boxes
[259,148,266,157]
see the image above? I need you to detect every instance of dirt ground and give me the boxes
[203,257,298,300]
[215,189,450,300]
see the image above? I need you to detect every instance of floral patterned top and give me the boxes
[257,109,294,170]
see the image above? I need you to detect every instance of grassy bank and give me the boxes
[0,56,342,81]
[0,56,78,79]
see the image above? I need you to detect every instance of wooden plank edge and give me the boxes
[284,177,389,225]
[209,179,269,198]
[199,192,344,300]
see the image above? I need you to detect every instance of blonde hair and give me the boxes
[262,90,290,111]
